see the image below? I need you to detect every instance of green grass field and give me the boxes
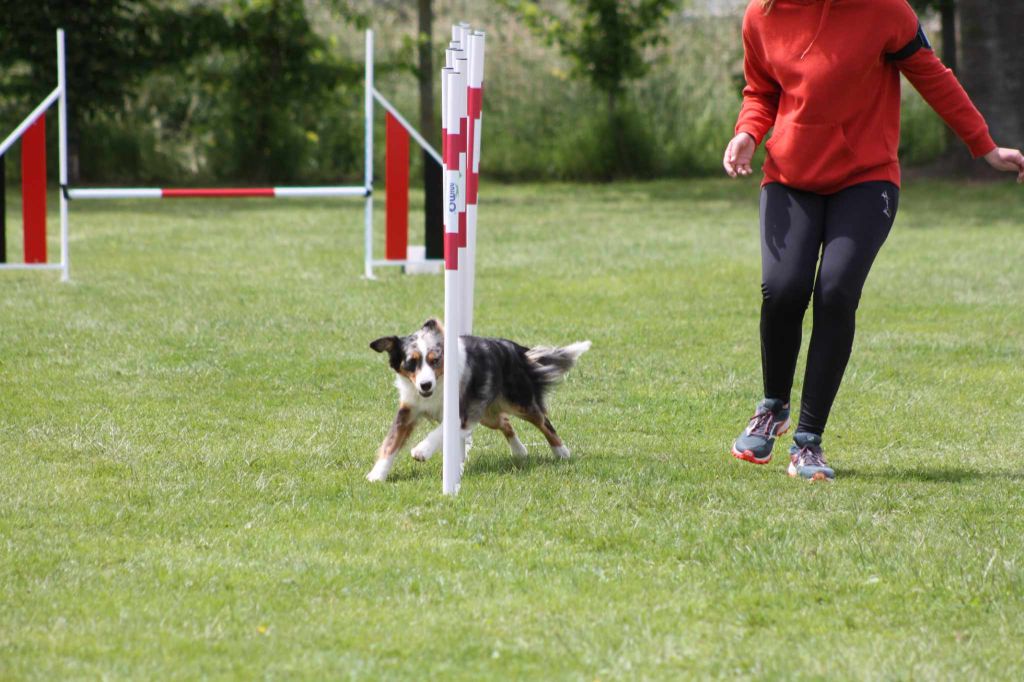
[1,178,1022,679]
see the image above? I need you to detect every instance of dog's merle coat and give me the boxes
[366,318,590,482]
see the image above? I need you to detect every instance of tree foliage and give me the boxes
[0,0,228,121]
[201,0,360,182]
[0,0,370,183]
[497,0,678,109]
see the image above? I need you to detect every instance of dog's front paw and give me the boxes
[410,440,435,462]
[552,445,571,460]
[510,437,528,458]
[366,460,391,482]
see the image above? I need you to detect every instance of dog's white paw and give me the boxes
[552,445,571,460]
[410,440,435,462]
[509,437,528,458]
[366,460,391,482]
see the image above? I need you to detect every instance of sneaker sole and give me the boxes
[787,464,835,482]
[729,418,791,465]
[732,446,772,465]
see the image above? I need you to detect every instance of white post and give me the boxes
[463,31,485,333]
[57,29,70,282]
[442,63,466,496]
[453,23,470,48]
[454,57,468,336]
[363,30,375,279]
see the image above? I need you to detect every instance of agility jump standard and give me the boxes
[0,30,69,281]
[442,23,486,496]
[0,30,440,281]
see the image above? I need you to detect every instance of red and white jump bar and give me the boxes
[67,186,368,200]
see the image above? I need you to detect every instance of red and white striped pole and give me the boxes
[441,23,485,496]
[442,51,468,496]
[463,31,485,334]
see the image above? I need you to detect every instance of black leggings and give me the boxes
[760,181,898,436]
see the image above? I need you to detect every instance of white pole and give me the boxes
[363,29,375,279]
[452,57,468,337]
[57,29,70,282]
[273,186,368,198]
[463,31,485,333]
[442,64,465,496]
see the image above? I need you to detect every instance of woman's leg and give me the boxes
[759,183,826,403]
[796,181,899,435]
[732,183,827,464]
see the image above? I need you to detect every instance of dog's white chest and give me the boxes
[396,376,444,421]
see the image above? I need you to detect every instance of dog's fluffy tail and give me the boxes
[526,340,591,386]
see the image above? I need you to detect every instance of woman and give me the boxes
[724,0,1024,481]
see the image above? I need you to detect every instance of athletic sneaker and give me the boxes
[788,432,835,481]
[731,398,791,464]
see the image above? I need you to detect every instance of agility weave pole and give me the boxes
[1,30,441,281]
[442,23,486,496]
[0,30,69,281]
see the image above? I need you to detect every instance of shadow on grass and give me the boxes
[384,450,565,483]
[465,452,562,476]
[843,466,1024,483]
[379,460,434,483]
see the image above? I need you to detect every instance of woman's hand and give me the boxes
[983,147,1024,183]
[723,132,756,178]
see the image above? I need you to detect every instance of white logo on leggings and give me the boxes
[881,191,891,218]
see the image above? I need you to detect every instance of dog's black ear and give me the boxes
[370,336,399,353]
[371,336,406,371]
[422,318,444,333]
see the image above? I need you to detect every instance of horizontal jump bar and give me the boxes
[67,186,370,200]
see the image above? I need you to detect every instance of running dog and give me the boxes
[366,318,590,482]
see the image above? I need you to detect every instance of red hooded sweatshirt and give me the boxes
[735,0,996,194]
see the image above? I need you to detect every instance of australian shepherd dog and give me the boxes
[366,318,590,482]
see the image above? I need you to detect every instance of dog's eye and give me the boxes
[403,359,418,372]
[427,353,441,366]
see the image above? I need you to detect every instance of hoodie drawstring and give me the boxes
[799,0,832,60]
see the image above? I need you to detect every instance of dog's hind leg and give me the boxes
[481,412,528,458]
[522,409,571,460]
[411,424,442,462]
[367,407,416,482]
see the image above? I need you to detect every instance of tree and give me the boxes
[956,1,1023,158]
[498,0,678,177]
[417,0,436,147]
[909,0,957,73]
[202,0,357,182]
[0,0,228,180]
[499,0,678,114]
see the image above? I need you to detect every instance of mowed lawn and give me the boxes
[1,178,1022,679]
